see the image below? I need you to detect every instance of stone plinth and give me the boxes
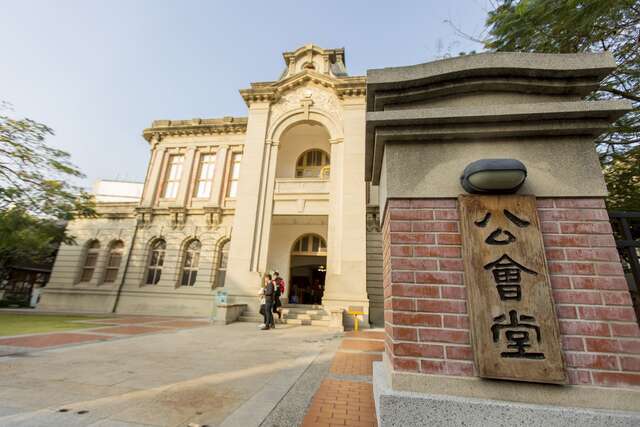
[214,303,247,325]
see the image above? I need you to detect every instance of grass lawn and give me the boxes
[0,313,109,337]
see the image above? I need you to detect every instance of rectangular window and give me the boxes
[226,153,242,198]
[80,253,97,282]
[162,155,184,199]
[194,153,216,198]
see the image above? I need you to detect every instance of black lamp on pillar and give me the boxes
[460,159,527,194]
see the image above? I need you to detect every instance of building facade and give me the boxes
[39,45,382,325]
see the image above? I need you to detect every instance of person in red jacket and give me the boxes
[273,271,285,320]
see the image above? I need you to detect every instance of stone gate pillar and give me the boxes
[366,52,640,424]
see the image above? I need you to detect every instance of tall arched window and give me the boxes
[215,240,230,288]
[80,240,101,282]
[180,240,201,287]
[295,149,330,179]
[104,240,124,283]
[145,239,166,285]
[292,234,327,256]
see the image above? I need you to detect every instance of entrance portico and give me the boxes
[222,45,369,326]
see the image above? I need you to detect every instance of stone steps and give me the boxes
[238,304,331,327]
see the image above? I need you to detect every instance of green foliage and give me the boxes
[0,103,95,220]
[484,0,640,207]
[0,104,95,275]
[0,208,69,271]
[604,146,640,211]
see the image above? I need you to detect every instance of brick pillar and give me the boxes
[383,197,640,387]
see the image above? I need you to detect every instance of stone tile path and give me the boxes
[301,330,384,427]
[0,321,341,427]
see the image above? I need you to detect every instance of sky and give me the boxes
[1,0,491,189]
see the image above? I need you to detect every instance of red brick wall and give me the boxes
[383,197,640,387]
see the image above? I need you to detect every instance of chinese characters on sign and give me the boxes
[459,195,566,383]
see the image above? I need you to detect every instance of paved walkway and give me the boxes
[299,330,384,427]
[0,319,341,427]
[0,315,383,426]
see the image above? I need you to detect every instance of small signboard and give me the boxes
[459,195,566,384]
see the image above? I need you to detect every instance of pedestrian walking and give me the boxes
[261,274,275,330]
[272,271,285,320]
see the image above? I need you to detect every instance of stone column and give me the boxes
[323,99,370,327]
[140,141,166,207]
[255,139,279,274]
[174,147,197,207]
[225,101,271,307]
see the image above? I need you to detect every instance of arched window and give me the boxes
[215,240,230,288]
[292,234,327,256]
[295,149,330,179]
[80,240,100,282]
[145,239,166,285]
[104,240,124,283]
[180,240,201,287]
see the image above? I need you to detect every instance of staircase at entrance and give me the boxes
[238,304,331,327]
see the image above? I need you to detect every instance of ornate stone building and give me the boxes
[39,45,382,326]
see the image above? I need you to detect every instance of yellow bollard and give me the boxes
[348,306,365,332]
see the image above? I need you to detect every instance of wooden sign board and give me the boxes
[459,195,566,384]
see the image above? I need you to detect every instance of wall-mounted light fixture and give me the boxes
[460,159,527,194]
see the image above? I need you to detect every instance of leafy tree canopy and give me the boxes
[484,0,640,208]
[0,104,94,275]
[0,103,94,220]
[604,146,640,211]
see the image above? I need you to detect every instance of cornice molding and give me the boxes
[142,117,248,142]
[240,71,366,106]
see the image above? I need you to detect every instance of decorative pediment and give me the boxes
[240,44,365,107]
[240,71,365,107]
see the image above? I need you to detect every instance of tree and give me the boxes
[0,104,94,279]
[0,208,69,282]
[604,146,640,211]
[483,0,640,208]
[0,103,94,220]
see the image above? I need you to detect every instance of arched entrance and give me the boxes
[289,234,327,305]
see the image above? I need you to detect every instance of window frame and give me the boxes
[291,234,327,256]
[224,152,242,198]
[193,152,217,199]
[145,239,166,285]
[215,240,230,288]
[295,149,330,179]
[103,240,124,283]
[80,240,101,283]
[180,240,201,287]
[161,154,185,199]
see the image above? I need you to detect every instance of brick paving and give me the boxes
[302,329,384,427]
[330,352,382,376]
[0,332,112,348]
[339,338,385,353]
[0,315,211,352]
[344,330,385,340]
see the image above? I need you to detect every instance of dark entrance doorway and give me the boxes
[288,234,327,305]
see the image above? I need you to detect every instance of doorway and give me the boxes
[288,234,327,305]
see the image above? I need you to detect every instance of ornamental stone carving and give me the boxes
[270,85,342,126]
[168,207,187,229]
[204,206,222,229]
[135,207,154,228]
